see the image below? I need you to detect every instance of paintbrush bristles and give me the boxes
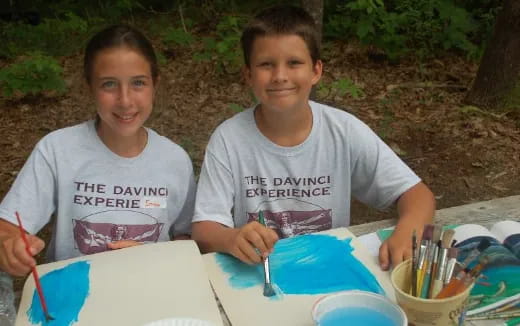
[423,224,434,241]
[432,226,442,244]
[441,229,455,249]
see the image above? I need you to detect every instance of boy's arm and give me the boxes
[192,220,278,265]
[378,182,435,270]
[0,218,45,276]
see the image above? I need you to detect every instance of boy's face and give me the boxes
[244,34,322,115]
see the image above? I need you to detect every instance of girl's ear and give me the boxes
[153,76,161,96]
[311,60,323,86]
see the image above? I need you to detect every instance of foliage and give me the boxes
[0,12,89,59]
[0,54,67,98]
[324,0,495,60]
[318,78,365,99]
[193,15,248,74]
[162,27,195,48]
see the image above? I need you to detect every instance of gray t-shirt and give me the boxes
[193,101,420,238]
[0,120,196,261]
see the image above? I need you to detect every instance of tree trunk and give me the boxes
[301,0,323,45]
[465,0,520,111]
[302,0,323,100]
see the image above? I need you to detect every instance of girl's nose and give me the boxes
[118,86,132,107]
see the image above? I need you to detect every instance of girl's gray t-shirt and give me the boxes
[0,120,196,261]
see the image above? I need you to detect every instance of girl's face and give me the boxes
[90,47,155,140]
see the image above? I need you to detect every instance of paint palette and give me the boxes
[16,241,223,326]
[203,227,395,326]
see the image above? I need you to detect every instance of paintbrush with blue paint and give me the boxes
[15,211,54,322]
[258,210,275,297]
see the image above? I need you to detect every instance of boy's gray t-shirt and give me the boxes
[0,120,196,261]
[193,101,420,238]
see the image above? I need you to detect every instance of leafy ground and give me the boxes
[1,41,520,286]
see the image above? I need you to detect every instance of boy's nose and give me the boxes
[272,65,288,83]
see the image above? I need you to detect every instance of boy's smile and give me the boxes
[245,34,322,116]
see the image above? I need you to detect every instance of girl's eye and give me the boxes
[289,60,302,66]
[132,79,146,87]
[258,62,272,67]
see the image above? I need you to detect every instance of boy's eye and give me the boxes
[101,80,117,89]
[289,60,303,66]
[258,62,272,67]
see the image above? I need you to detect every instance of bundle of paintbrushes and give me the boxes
[409,224,491,299]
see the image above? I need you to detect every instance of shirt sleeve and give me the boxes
[348,116,421,209]
[171,170,196,237]
[192,131,236,227]
[0,139,56,233]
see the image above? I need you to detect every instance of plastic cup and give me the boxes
[391,259,473,326]
[312,290,407,326]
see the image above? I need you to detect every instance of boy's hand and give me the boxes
[107,240,142,250]
[378,231,413,271]
[0,233,45,276]
[227,221,278,265]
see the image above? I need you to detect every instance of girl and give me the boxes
[0,25,196,276]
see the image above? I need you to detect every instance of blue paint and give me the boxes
[28,261,90,326]
[216,234,384,295]
[318,307,396,326]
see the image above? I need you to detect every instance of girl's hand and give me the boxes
[107,240,143,250]
[0,233,45,277]
[227,221,278,265]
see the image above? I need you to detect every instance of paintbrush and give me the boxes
[443,247,459,285]
[417,224,433,295]
[258,211,275,297]
[411,229,417,297]
[431,229,455,298]
[436,240,491,299]
[15,212,54,322]
[420,226,440,298]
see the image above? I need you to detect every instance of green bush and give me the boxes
[324,0,490,59]
[0,54,67,98]
[193,15,248,74]
[0,12,89,58]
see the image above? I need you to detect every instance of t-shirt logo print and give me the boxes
[247,198,332,238]
[72,209,164,254]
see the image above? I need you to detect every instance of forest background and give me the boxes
[0,0,519,278]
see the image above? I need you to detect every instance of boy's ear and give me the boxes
[311,60,323,85]
[242,65,252,86]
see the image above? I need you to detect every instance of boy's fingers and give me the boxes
[379,242,390,271]
[238,237,262,264]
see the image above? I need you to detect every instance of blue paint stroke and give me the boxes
[216,234,384,295]
[28,261,90,326]
[318,307,397,326]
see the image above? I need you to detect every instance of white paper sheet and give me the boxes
[16,241,223,326]
[203,228,394,326]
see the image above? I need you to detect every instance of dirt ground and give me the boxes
[1,42,520,280]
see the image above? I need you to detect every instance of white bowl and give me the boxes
[312,290,407,326]
[142,318,216,326]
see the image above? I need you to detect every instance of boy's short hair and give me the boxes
[241,5,320,67]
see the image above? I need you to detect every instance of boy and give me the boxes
[192,5,435,270]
